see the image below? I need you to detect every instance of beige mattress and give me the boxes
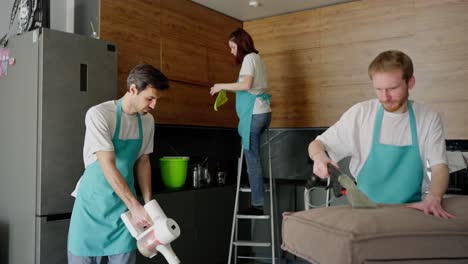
[282,195,468,264]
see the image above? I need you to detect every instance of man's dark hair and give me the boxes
[229,28,258,65]
[126,64,169,92]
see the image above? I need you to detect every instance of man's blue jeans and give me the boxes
[245,112,271,207]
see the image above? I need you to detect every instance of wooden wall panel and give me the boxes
[320,37,417,87]
[410,0,468,139]
[429,102,468,140]
[268,79,322,127]
[262,49,321,127]
[246,0,468,138]
[243,9,321,54]
[100,0,241,127]
[319,83,375,126]
[320,0,414,46]
[412,58,468,103]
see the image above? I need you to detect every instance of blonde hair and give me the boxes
[368,50,413,83]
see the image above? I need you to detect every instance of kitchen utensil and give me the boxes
[203,167,211,185]
[192,165,200,188]
[217,171,226,185]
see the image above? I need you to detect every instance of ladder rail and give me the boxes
[228,146,244,264]
[267,129,276,264]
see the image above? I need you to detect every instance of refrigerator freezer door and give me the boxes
[37,29,117,215]
[36,216,70,264]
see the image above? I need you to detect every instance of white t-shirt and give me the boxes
[316,99,447,193]
[71,100,155,197]
[239,53,271,114]
[83,100,155,167]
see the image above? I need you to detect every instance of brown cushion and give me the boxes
[281,195,468,264]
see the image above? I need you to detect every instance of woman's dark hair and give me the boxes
[229,28,258,64]
[126,64,169,92]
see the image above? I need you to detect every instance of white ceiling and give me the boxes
[192,0,354,21]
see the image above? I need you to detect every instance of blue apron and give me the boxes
[357,101,424,204]
[68,99,143,256]
[236,90,271,150]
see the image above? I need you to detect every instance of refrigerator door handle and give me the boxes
[80,63,88,92]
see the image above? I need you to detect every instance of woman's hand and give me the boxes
[210,84,222,96]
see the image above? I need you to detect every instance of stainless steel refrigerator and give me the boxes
[0,28,117,264]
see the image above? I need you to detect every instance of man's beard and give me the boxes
[380,95,408,112]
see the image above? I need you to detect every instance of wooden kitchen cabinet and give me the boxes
[100,0,241,127]
[208,49,240,85]
[161,37,209,86]
[159,0,240,86]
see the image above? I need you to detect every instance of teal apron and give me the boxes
[236,90,271,150]
[68,99,142,256]
[357,101,424,204]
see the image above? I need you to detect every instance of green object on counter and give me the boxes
[160,157,189,189]
[214,90,228,111]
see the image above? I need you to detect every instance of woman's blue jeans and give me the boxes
[245,112,271,207]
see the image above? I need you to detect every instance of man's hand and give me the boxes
[129,202,153,229]
[312,152,333,179]
[309,140,338,179]
[406,193,455,219]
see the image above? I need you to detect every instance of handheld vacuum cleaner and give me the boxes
[121,199,181,263]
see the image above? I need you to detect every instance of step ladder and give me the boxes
[228,130,277,264]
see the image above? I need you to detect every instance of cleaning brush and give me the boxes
[327,164,378,209]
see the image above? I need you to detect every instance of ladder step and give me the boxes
[238,255,275,260]
[239,187,251,192]
[233,240,271,247]
[239,187,271,193]
[237,214,270,219]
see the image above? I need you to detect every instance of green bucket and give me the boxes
[160,156,189,189]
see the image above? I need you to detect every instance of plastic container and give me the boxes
[160,157,189,189]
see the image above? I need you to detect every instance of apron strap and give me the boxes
[115,99,143,141]
[408,101,419,147]
[115,99,123,141]
[372,106,384,146]
[373,101,419,146]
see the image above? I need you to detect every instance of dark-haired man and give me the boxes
[68,64,169,263]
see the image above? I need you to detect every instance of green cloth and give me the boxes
[68,99,142,256]
[357,101,424,204]
[214,89,228,111]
